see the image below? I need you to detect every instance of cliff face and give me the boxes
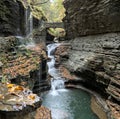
[0,0,40,36]
[0,0,22,36]
[63,0,120,39]
[63,0,120,118]
[63,33,120,99]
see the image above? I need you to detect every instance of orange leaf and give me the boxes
[8,85,24,93]
[28,94,36,100]
[14,86,24,91]
[7,83,15,88]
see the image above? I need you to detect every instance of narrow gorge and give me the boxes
[0,0,120,119]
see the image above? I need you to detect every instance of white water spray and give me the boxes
[47,43,66,95]
[25,8,33,37]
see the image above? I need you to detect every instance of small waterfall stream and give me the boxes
[16,8,33,40]
[42,43,99,119]
[47,43,66,95]
[16,8,35,47]
[25,8,33,37]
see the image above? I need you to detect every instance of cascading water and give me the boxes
[47,43,66,95]
[29,12,33,35]
[42,43,100,119]
[16,8,34,46]
[51,78,65,90]
[25,8,33,37]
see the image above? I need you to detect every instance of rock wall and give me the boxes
[63,0,120,39]
[63,0,120,118]
[63,0,120,101]
[0,36,49,91]
[0,0,40,36]
[0,0,22,36]
[62,32,120,119]
[62,32,120,98]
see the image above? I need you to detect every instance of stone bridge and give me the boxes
[36,22,64,43]
[43,22,64,28]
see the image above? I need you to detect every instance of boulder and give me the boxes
[0,83,41,119]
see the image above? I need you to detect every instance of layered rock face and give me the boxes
[62,33,120,99]
[62,33,120,119]
[63,0,120,39]
[63,0,120,118]
[0,36,50,118]
[0,36,49,90]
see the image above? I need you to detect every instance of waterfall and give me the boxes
[47,43,61,78]
[29,12,33,35]
[47,43,66,96]
[51,78,65,90]
[15,8,34,45]
[25,8,29,36]
[16,9,35,48]
[19,8,35,47]
[25,8,33,37]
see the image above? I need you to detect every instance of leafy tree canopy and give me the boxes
[16,0,65,22]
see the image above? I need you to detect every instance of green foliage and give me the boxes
[1,76,8,83]
[19,0,65,36]
[18,0,65,22]
[48,28,65,37]
[41,0,65,22]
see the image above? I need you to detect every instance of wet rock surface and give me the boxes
[35,106,52,119]
[59,66,77,80]
[57,33,120,119]
[55,44,71,66]
[106,100,120,119]
[0,36,17,52]
[0,36,50,118]
[0,83,41,119]
[0,36,48,89]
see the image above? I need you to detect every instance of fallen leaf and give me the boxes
[14,86,24,91]
[28,94,36,100]
[8,85,24,94]
[7,84,15,88]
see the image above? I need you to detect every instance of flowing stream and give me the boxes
[42,43,99,119]
[47,43,66,96]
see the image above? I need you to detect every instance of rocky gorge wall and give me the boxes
[63,0,120,119]
[0,0,48,90]
[0,1,52,118]
[0,0,40,36]
[63,0,120,39]
[0,35,51,118]
[62,33,120,99]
